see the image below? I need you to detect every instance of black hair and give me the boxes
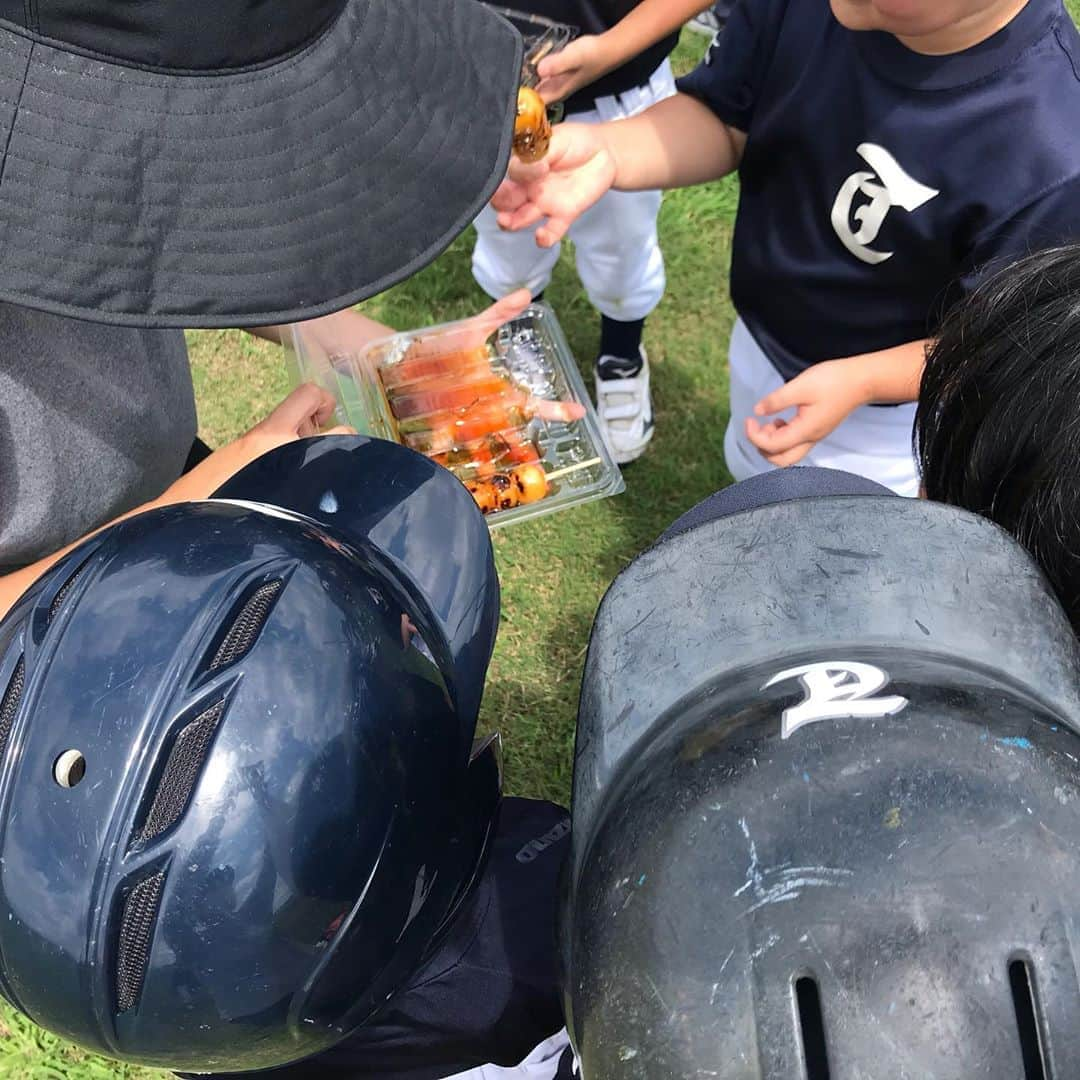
[916,244,1080,633]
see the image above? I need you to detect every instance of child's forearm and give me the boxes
[604,94,746,191]
[600,1,721,77]
[745,338,931,466]
[857,338,929,404]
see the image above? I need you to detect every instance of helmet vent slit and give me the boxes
[794,975,831,1080]
[207,579,283,672]
[0,656,25,761]
[47,562,89,624]
[1009,958,1050,1080]
[115,869,166,1013]
[136,699,226,844]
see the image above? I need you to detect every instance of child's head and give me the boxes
[830,0,1026,42]
[916,243,1080,633]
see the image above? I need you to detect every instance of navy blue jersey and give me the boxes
[679,0,1080,379]
[192,798,569,1080]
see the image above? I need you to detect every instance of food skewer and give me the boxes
[513,87,552,163]
[542,457,603,483]
[378,322,592,515]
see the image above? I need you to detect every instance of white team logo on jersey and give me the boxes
[831,144,939,265]
[764,661,908,739]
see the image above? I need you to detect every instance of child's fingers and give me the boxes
[466,289,533,340]
[321,425,358,436]
[536,76,573,105]
[490,178,528,213]
[536,217,572,247]
[763,443,815,468]
[745,414,814,454]
[496,203,547,233]
[537,48,575,78]
[533,399,586,423]
[506,156,553,186]
[485,288,534,323]
[753,382,802,417]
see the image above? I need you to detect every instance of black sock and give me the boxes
[597,316,645,378]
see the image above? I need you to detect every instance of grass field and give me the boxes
[4,8,1080,1075]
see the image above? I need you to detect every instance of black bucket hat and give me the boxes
[0,0,521,328]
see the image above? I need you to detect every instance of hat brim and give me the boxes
[0,0,521,327]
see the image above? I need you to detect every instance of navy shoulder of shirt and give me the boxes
[192,797,569,1080]
[509,0,677,114]
[679,0,1080,379]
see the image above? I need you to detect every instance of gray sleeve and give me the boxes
[0,311,196,571]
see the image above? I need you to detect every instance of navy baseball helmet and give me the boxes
[564,494,1080,1077]
[0,436,501,1073]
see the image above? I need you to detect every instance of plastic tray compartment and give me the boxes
[285,304,625,529]
[483,4,578,87]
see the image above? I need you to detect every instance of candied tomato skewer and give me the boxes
[466,464,550,514]
[381,343,493,391]
[388,374,517,420]
[378,324,584,514]
[513,87,552,164]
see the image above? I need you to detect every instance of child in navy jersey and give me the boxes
[473,0,714,465]
[493,0,1080,495]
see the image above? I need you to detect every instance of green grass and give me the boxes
[5,9,1080,1073]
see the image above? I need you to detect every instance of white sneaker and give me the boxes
[595,348,654,464]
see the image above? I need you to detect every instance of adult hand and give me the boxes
[745,358,873,467]
[492,123,616,247]
[535,35,612,104]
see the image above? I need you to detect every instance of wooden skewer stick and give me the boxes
[544,457,602,482]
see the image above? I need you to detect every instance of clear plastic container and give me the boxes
[284,304,625,529]
[483,5,578,88]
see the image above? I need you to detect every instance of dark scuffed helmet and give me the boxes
[0,436,501,1073]
[565,493,1080,1078]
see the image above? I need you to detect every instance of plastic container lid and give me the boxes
[284,304,625,529]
